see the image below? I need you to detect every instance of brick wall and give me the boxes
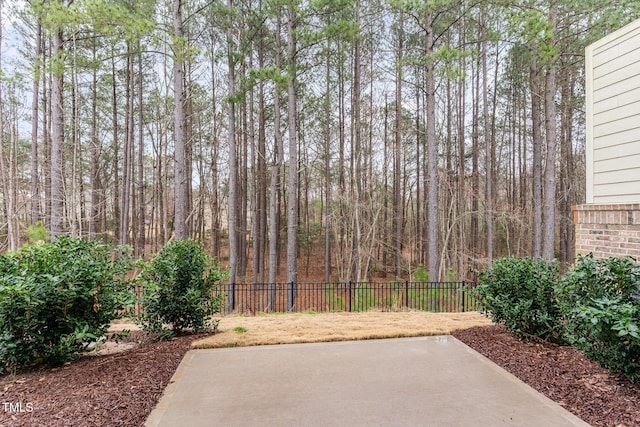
[573,203,640,259]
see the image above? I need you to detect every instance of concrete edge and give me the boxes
[145,351,195,427]
[448,336,591,426]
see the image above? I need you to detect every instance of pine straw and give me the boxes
[191,311,493,349]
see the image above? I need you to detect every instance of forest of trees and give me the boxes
[0,0,638,282]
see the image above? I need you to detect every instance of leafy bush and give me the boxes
[556,254,640,379]
[139,239,225,334]
[354,283,375,312]
[0,237,134,372]
[475,257,562,341]
[25,221,49,245]
[325,285,346,311]
[412,264,429,283]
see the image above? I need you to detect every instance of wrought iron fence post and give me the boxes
[348,281,352,312]
[287,281,294,312]
[461,280,466,312]
[405,280,409,309]
[227,282,236,314]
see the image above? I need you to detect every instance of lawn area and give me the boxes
[191,311,493,348]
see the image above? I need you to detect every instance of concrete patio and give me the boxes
[146,336,589,427]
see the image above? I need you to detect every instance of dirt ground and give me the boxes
[191,311,493,348]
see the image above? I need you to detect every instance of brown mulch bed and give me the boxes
[0,332,201,427]
[1,325,639,427]
[453,325,640,427]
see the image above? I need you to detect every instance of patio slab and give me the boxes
[146,336,590,427]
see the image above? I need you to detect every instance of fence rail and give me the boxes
[212,281,478,314]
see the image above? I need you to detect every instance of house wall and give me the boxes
[574,204,640,259]
[576,19,640,260]
[585,18,640,204]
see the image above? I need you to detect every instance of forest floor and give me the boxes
[0,313,638,427]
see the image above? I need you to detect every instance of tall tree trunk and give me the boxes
[137,47,146,256]
[337,40,346,280]
[43,37,51,231]
[0,5,17,250]
[457,21,466,276]
[559,67,576,263]
[173,0,188,240]
[111,53,121,244]
[70,35,79,236]
[268,14,284,309]
[121,48,134,245]
[394,11,404,278]
[185,63,194,238]
[425,13,439,281]
[351,0,362,282]
[415,73,421,267]
[382,95,389,275]
[8,93,19,248]
[31,20,42,226]
[89,42,102,239]
[239,70,248,280]
[542,3,558,261]
[209,31,220,258]
[255,12,267,285]
[227,0,239,296]
[324,38,331,283]
[286,1,298,309]
[471,41,480,260]
[50,25,64,238]
[530,51,543,258]
[481,8,493,265]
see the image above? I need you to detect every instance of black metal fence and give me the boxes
[216,281,478,314]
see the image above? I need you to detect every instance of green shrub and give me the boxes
[25,221,49,245]
[556,254,640,379]
[0,237,134,372]
[139,239,225,334]
[354,283,375,312]
[325,285,346,311]
[475,257,562,341]
[412,264,429,283]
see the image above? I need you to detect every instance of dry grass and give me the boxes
[191,311,493,349]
